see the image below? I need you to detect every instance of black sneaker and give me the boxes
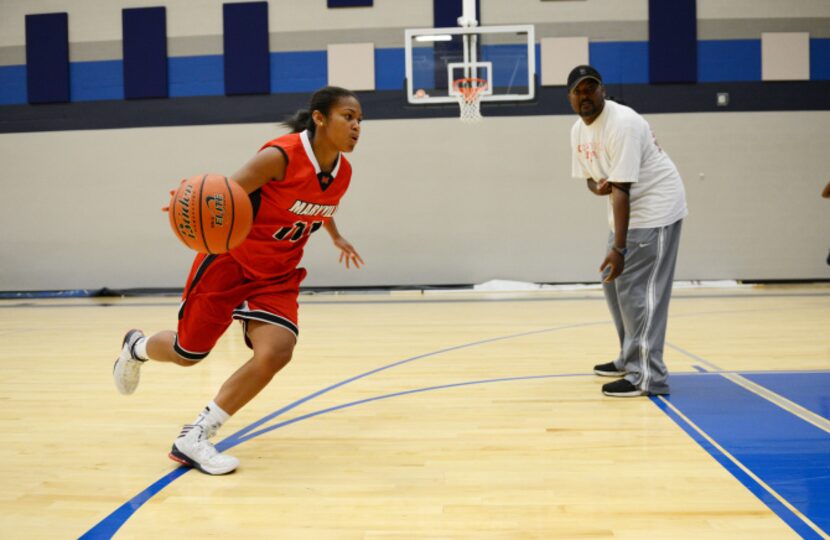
[602,379,647,397]
[593,361,625,377]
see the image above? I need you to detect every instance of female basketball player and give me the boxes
[113,86,364,475]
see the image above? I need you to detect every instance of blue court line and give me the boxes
[80,372,585,539]
[654,376,830,539]
[81,324,829,538]
[216,321,604,447]
[80,321,605,538]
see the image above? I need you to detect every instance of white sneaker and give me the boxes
[169,424,239,475]
[113,329,146,395]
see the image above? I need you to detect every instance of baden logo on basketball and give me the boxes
[176,183,197,241]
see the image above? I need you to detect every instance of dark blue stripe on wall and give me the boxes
[698,40,760,82]
[433,0,480,27]
[122,7,168,99]
[25,12,70,103]
[812,39,830,80]
[649,0,697,83]
[328,0,372,6]
[0,65,27,105]
[223,2,270,95]
[270,51,327,93]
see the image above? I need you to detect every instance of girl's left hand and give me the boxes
[334,237,364,269]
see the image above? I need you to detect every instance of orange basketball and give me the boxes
[168,174,253,254]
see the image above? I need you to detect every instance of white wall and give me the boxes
[697,0,830,19]
[2,111,829,291]
[481,0,648,25]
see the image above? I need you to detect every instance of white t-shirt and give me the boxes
[570,100,688,231]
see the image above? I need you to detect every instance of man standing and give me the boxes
[568,65,688,397]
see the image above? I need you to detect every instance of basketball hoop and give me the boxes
[452,77,487,123]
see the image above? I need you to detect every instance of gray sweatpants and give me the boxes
[602,219,683,395]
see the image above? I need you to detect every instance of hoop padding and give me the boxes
[453,78,488,123]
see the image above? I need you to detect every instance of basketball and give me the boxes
[168,174,253,254]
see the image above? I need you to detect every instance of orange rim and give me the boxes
[452,78,488,102]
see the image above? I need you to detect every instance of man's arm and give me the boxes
[599,183,631,282]
[822,181,830,199]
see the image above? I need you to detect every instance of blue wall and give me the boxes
[1,39,828,106]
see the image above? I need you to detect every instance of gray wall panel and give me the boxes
[1,111,828,291]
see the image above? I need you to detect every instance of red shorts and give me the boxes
[174,252,307,361]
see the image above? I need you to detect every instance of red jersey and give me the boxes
[230,130,352,280]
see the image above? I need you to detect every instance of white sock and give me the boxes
[191,400,230,439]
[133,337,149,361]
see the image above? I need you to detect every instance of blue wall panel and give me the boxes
[698,40,760,82]
[0,65,27,105]
[649,0,697,83]
[482,44,529,90]
[25,13,70,103]
[270,51,327,93]
[590,42,649,84]
[223,2,270,95]
[811,39,830,80]
[433,0,480,26]
[169,56,224,97]
[70,61,124,102]
[122,7,168,99]
[411,48,435,91]
[375,48,404,90]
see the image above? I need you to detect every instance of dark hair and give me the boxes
[282,86,358,134]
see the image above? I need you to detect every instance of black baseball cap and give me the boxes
[567,65,602,92]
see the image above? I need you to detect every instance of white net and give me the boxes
[453,78,487,123]
[457,95,483,122]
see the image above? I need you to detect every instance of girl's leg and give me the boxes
[169,320,297,476]
[212,320,297,415]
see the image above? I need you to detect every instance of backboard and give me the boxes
[404,25,536,105]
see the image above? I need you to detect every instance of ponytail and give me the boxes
[282,109,313,134]
[281,86,358,135]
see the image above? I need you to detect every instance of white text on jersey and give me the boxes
[288,200,338,218]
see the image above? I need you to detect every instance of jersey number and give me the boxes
[273,221,323,242]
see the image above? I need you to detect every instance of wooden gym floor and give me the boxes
[0,283,828,539]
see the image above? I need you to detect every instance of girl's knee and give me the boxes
[254,343,294,375]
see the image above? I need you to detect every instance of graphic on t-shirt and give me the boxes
[577,142,601,164]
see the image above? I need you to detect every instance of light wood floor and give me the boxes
[1,284,828,539]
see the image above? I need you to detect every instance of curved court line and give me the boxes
[81,372,587,539]
[82,309,819,538]
[219,321,604,446]
[81,321,606,538]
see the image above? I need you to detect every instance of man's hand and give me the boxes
[587,178,612,196]
[595,179,612,195]
[600,249,625,282]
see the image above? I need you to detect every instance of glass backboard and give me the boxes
[404,25,536,105]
